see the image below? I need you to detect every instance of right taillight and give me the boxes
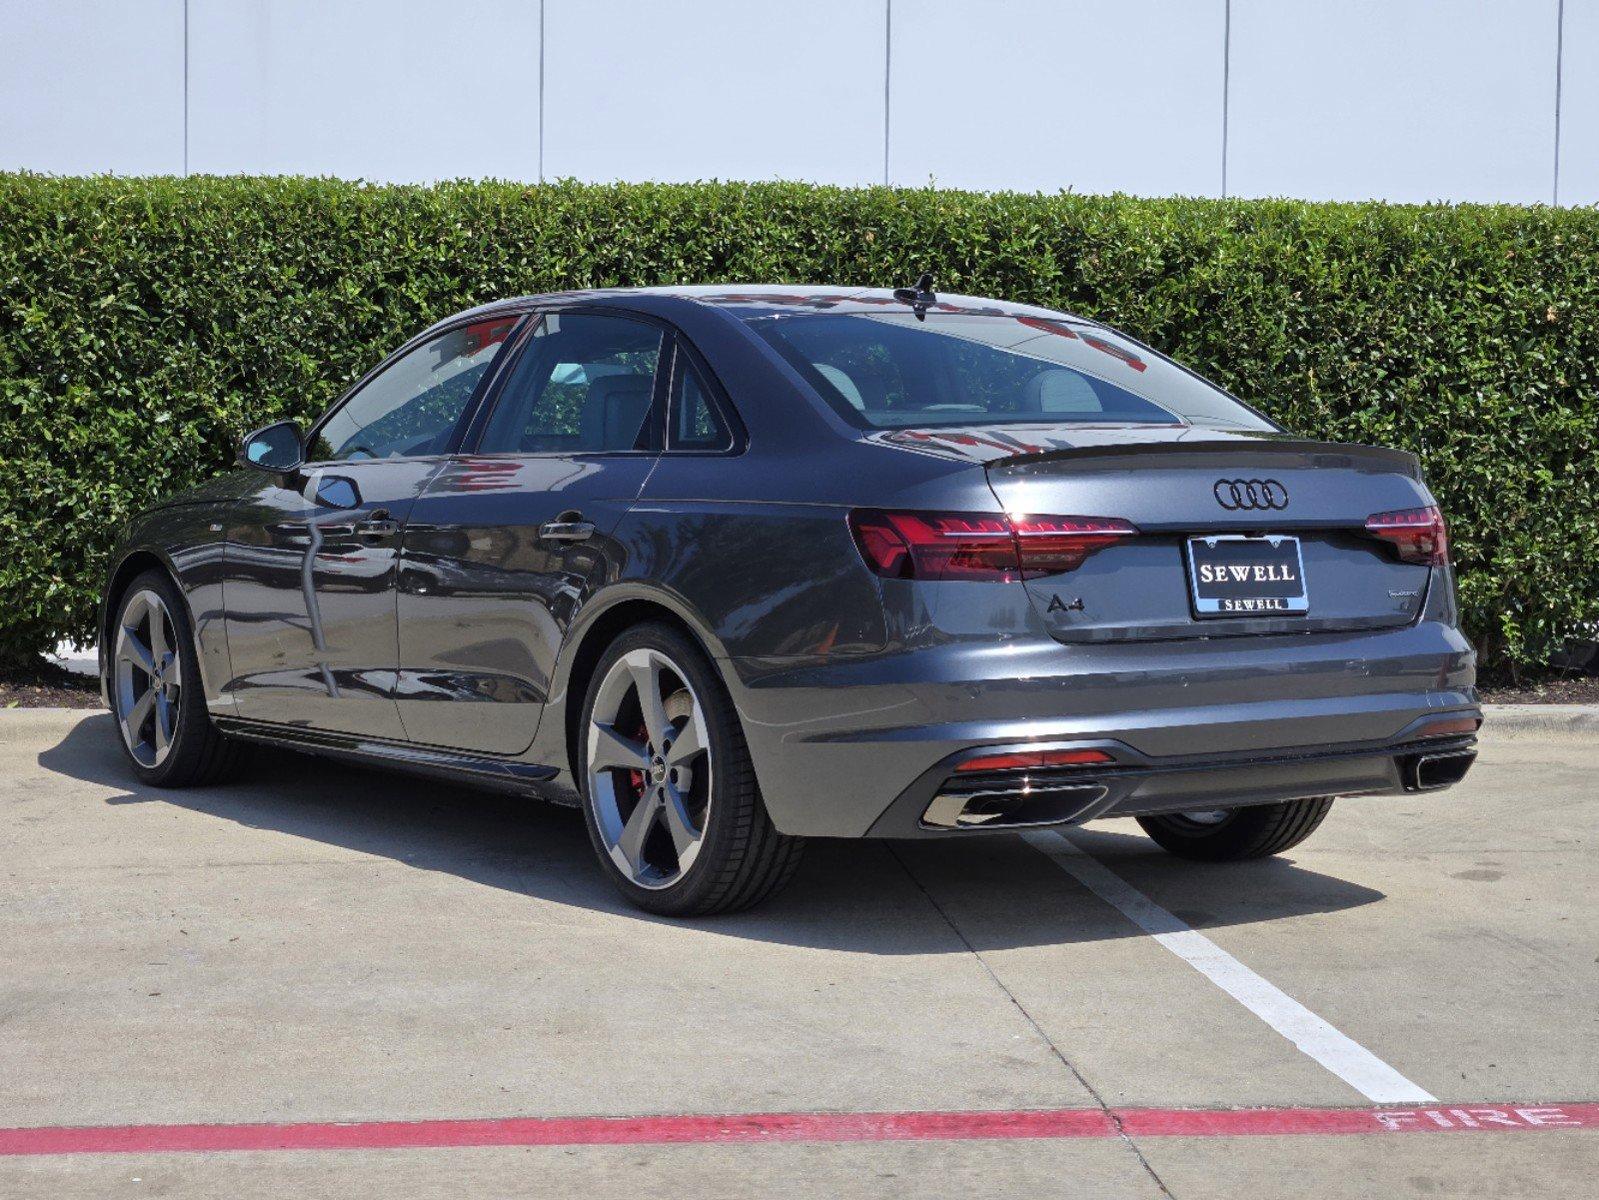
[849,510,1137,581]
[1365,505,1449,566]
[1416,715,1480,738]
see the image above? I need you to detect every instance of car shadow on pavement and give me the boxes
[41,714,1386,954]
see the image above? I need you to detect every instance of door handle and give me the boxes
[539,519,596,543]
[355,510,400,539]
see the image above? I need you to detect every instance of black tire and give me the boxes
[1136,797,1335,862]
[577,622,804,916]
[107,569,245,788]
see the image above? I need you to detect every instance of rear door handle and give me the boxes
[539,520,596,543]
[355,510,400,539]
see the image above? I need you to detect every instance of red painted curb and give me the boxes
[1,1103,1594,1157]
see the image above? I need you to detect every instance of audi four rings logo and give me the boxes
[1213,478,1289,510]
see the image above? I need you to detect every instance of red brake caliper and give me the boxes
[626,719,649,797]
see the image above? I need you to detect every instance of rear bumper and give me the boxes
[863,729,1478,838]
[724,619,1477,837]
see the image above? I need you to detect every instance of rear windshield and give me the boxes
[748,312,1275,432]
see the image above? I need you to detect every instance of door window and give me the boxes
[309,315,518,462]
[476,314,664,454]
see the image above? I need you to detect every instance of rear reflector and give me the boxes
[849,510,1137,581]
[1365,505,1449,566]
[1416,716,1480,738]
[955,748,1114,773]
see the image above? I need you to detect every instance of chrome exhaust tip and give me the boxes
[922,782,1109,830]
[1401,748,1477,792]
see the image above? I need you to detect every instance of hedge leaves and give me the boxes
[2,174,1594,678]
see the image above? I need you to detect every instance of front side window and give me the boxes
[749,312,1275,432]
[310,316,518,461]
[477,314,664,454]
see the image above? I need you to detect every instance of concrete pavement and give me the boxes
[2,709,1595,1197]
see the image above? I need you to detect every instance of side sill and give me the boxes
[214,716,570,800]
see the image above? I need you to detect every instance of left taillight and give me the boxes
[1365,505,1449,566]
[848,510,1137,581]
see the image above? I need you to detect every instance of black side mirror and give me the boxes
[238,420,305,475]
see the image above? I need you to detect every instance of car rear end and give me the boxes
[849,434,1478,836]
[725,297,1479,839]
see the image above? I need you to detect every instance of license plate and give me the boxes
[1185,535,1309,617]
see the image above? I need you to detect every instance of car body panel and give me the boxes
[100,499,236,716]
[978,437,1438,642]
[725,615,1475,837]
[394,453,658,754]
[220,458,439,739]
[617,494,889,660]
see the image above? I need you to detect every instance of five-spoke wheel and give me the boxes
[107,570,242,787]
[585,646,712,890]
[113,587,182,768]
[578,623,803,915]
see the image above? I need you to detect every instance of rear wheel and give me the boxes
[109,570,244,787]
[578,623,803,916]
[1136,797,1335,861]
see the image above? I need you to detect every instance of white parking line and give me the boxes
[1021,829,1436,1105]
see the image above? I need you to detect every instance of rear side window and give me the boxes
[477,314,664,454]
[669,351,733,451]
[750,312,1275,432]
[310,315,517,461]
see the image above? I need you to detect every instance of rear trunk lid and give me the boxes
[978,431,1438,643]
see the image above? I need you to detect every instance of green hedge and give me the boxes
[2,174,1596,679]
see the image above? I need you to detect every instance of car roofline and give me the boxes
[423,286,1097,330]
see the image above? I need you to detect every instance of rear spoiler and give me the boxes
[990,438,1423,481]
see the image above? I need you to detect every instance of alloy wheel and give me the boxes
[114,588,182,768]
[585,648,712,890]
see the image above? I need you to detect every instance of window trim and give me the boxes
[300,308,531,469]
[663,333,746,456]
[460,306,675,459]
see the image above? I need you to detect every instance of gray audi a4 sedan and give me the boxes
[100,282,1480,914]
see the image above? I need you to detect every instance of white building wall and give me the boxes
[1559,0,1599,204]
[0,0,1580,205]
[0,0,185,175]
[889,0,1227,197]
[544,0,884,186]
[188,0,543,180]
[1228,0,1559,205]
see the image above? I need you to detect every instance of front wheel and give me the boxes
[1136,797,1335,862]
[108,570,244,788]
[577,623,803,916]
